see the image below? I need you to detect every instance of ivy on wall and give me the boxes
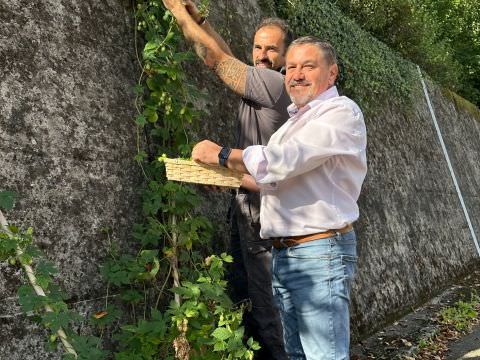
[274,0,423,115]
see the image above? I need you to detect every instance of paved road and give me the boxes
[446,324,480,360]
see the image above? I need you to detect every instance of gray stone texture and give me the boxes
[1,0,140,357]
[351,80,480,338]
[1,0,480,358]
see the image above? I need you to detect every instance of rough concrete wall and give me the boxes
[0,0,140,358]
[1,0,480,357]
[0,0,268,358]
[351,79,480,337]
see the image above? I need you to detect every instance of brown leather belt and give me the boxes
[271,224,353,249]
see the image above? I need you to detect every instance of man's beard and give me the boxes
[288,80,314,108]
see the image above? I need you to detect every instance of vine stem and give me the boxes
[0,210,78,358]
[155,264,172,309]
[169,200,181,306]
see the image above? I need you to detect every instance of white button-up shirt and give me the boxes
[242,86,367,238]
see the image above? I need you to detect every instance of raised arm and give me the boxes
[163,0,248,96]
[183,1,233,57]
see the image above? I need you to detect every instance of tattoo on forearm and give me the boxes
[212,57,247,96]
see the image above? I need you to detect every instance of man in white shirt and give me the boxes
[192,36,367,359]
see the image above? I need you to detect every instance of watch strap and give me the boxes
[218,147,232,167]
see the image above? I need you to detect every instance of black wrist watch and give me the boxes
[218,146,232,167]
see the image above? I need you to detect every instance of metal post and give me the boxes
[417,65,480,256]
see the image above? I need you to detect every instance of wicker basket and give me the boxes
[162,158,243,188]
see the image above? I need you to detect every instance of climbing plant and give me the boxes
[274,0,422,115]
[0,0,258,358]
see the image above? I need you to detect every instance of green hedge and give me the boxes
[275,0,422,114]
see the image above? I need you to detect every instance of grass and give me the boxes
[408,291,480,359]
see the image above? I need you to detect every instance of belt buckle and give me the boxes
[279,237,289,248]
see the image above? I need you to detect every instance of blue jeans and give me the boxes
[271,230,357,360]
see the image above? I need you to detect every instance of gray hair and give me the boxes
[255,17,294,50]
[288,36,338,65]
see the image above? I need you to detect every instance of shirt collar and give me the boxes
[287,86,339,117]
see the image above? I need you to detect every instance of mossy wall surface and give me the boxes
[0,0,479,357]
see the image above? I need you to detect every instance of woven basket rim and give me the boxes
[163,158,208,166]
[162,158,243,174]
[161,157,244,188]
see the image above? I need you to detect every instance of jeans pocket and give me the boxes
[340,254,358,297]
[341,255,357,277]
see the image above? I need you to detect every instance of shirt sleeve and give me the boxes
[244,67,287,108]
[242,145,278,190]
[256,101,366,184]
[242,145,268,180]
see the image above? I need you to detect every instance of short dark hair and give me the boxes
[288,36,338,65]
[255,17,294,51]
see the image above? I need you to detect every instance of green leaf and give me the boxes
[143,41,160,60]
[0,191,16,210]
[8,225,19,234]
[120,289,144,304]
[251,342,261,350]
[197,302,209,318]
[101,260,134,287]
[143,108,159,123]
[35,274,52,289]
[213,341,226,351]
[135,114,147,127]
[18,285,47,312]
[171,286,194,298]
[36,260,58,277]
[211,327,231,341]
[42,311,77,332]
[70,335,108,360]
[134,151,148,162]
[151,308,164,322]
[184,308,198,318]
[163,10,172,21]
[0,237,17,260]
[18,253,33,266]
[165,31,174,42]
[220,253,233,263]
[181,282,201,298]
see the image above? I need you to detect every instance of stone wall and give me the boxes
[351,79,480,337]
[0,0,140,358]
[0,0,479,357]
[0,0,268,358]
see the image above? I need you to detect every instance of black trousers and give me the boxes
[228,191,287,360]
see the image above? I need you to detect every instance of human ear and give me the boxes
[329,63,339,86]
